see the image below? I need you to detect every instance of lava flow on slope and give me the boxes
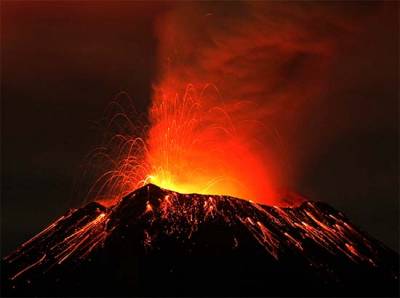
[2,184,399,296]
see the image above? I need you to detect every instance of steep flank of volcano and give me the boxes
[2,184,398,296]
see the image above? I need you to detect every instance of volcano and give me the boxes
[2,184,398,296]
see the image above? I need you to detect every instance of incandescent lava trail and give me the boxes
[2,184,398,296]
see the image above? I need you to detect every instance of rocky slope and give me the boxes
[2,184,398,296]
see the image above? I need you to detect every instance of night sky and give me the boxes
[1,1,398,256]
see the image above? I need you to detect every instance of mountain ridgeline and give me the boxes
[2,184,398,296]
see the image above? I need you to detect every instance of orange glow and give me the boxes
[85,83,283,206]
[144,84,279,204]
[84,2,344,206]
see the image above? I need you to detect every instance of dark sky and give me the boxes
[1,1,398,256]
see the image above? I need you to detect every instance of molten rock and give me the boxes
[2,184,398,296]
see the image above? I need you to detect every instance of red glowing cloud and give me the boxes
[143,2,394,205]
[145,2,337,204]
[82,1,395,208]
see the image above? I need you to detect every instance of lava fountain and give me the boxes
[83,1,354,207]
[145,84,279,204]
[84,83,281,207]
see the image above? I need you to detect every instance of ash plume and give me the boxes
[149,1,398,205]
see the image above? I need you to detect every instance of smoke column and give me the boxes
[145,2,385,205]
[86,1,396,208]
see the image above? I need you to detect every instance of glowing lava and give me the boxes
[5,183,397,293]
[84,84,281,207]
[145,84,278,204]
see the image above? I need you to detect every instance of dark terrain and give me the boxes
[2,184,399,296]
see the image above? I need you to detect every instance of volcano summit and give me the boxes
[2,184,398,296]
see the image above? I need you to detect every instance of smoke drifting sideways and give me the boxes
[145,1,397,205]
[83,1,397,208]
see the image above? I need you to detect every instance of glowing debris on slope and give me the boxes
[5,185,386,284]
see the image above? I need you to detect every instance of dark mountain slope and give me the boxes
[2,184,398,296]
